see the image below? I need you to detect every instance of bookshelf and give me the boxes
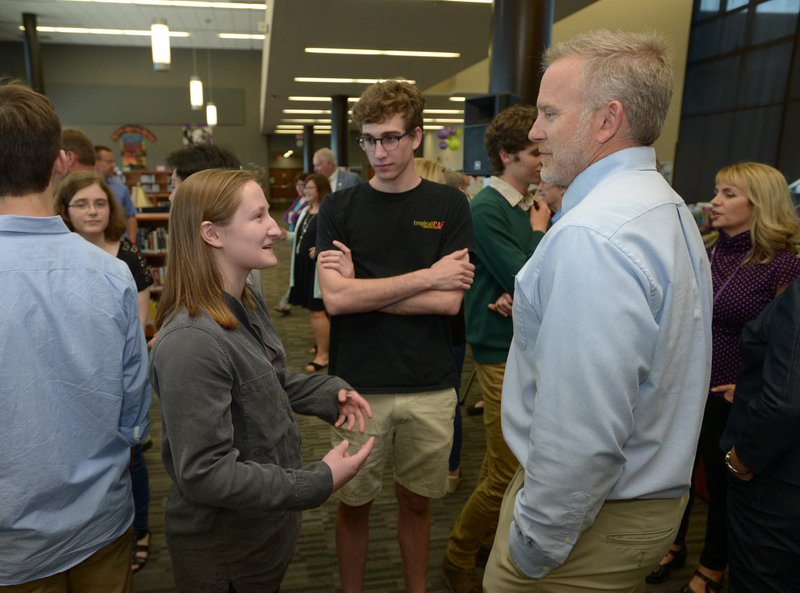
[135,212,169,336]
[123,170,172,208]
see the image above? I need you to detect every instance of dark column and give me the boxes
[489,0,553,105]
[22,13,45,94]
[303,125,314,172]
[330,95,349,166]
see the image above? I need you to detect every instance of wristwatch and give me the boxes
[725,449,745,475]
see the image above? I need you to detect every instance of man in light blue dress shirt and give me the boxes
[483,30,713,593]
[0,82,150,591]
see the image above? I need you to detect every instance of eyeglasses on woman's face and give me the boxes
[68,199,109,211]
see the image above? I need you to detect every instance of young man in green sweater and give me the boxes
[443,104,552,593]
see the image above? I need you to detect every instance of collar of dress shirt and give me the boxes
[490,175,536,211]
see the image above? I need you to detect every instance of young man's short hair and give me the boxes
[165,144,241,182]
[484,104,538,175]
[351,80,425,131]
[62,129,95,167]
[0,81,62,198]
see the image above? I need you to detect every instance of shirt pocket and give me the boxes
[237,368,299,467]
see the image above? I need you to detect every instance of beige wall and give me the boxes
[552,0,694,170]
[424,0,694,173]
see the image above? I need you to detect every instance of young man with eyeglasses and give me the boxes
[316,80,475,593]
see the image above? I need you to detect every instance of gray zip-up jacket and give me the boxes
[149,293,350,592]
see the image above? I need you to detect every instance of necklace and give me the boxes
[295,210,316,255]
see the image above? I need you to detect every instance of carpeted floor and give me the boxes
[133,205,719,593]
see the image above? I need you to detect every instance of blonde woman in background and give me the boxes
[648,162,800,593]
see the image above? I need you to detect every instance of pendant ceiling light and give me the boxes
[151,18,170,71]
[206,49,218,126]
[190,48,203,109]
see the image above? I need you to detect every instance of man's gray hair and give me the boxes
[314,147,337,165]
[544,29,673,146]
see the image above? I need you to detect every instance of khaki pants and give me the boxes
[484,469,688,593]
[446,362,519,569]
[1,527,134,593]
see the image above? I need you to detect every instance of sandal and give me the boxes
[304,361,328,373]
[679,569,723,593]
[645,545,686,584]
[131,530,150,574]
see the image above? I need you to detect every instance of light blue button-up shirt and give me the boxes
[0,215,150,585]
[502,147,713,578]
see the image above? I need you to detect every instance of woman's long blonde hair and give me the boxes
[706,162,800,264]
[414,157,446,183]
[155,168,257,330]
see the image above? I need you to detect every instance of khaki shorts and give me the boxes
[332,388,456,506]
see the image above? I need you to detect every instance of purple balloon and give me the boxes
[439,140,449,150]
[437,129,449,140]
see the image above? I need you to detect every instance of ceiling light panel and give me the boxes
[305,47,459,58]
[295,77,416,84]
[288,97,359,103]
[283,109,331,114]
[61,0,265,9]
[20,25,190,37]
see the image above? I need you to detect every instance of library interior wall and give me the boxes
[1,42,267,168]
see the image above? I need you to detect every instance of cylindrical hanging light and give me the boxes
[189,48,203,110]
[206,101,218,127]
[151,18,170,71]
[190,75,204,110]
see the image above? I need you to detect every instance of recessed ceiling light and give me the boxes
[288,96,359,103]
[423,118,464,124]
[219,33,265,40]
[274,130,331,135]
[305,47,459,59]
[424,109,464,114]
[20,25,190,37]
[295,77,416,84]
[283,109,331,114]
[281,118,333,124]
[62,0,265,9]
[449,97,466,102]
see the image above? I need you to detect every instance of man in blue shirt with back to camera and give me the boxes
[483,29,714,593]
[0,81,150,592]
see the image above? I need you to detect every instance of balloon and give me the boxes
[448,138,461,150]
[437,129,449,139]
[439,140,449,150]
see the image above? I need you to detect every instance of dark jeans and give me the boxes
[674,395,730,570]
[131,444,150,538]
[728,474,800,593]
[449,342,466,472]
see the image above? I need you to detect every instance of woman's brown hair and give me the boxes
[54,171,127,241]
[155,169,258,330]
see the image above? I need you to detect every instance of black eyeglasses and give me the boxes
[357,130,414,152]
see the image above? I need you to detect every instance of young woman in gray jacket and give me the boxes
[149,169,374,593]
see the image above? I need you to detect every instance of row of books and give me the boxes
[136,227,168,254]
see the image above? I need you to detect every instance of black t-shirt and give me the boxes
[316,179,474,393]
